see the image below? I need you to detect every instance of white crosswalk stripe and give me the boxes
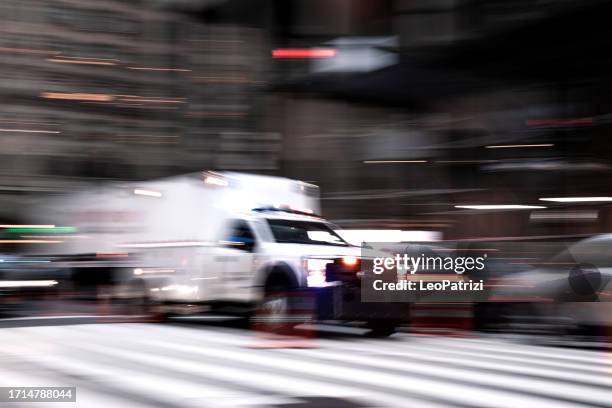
[1,323,610,407]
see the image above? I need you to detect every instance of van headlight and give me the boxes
[303,258,334,287]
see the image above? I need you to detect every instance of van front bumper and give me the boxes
[311,285,410,321]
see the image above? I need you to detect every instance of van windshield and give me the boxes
[266,219,349,246]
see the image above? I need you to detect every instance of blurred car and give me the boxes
[483,235,612,336]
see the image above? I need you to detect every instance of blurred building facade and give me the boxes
[3,0,612,241]
[0,0,279,222]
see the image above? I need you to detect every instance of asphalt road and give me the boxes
[0,321,611,408]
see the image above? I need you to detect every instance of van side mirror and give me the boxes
[224,236,256,252]
[224,220,257,252]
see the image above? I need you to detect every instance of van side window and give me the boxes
[224,220,256,250]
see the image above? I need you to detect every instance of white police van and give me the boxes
[31,171,408,335]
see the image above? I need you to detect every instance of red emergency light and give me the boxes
[272,48,337,58]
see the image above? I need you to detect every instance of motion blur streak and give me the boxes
[485,144,554,149]
[0,225,55,228]
[0,129,60,134]
[40,92,115,102]
[0,47,59,55]
[127,67,192,72]
[0,280,57,287]
[363,160,428,164]
[539,197,612,203]
[133,189,163,198]
[0,240,62,244]
[47,58,117,66]
[454,205,546,210]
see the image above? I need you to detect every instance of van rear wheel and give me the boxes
[122,280,161,321]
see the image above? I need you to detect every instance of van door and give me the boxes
[219,219,257,302]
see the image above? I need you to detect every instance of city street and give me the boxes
[1,1,612,407]
[0,320,610,408]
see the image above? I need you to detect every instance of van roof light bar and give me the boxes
[251,205,319,217]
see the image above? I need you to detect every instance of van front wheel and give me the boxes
[255,284,297,334]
